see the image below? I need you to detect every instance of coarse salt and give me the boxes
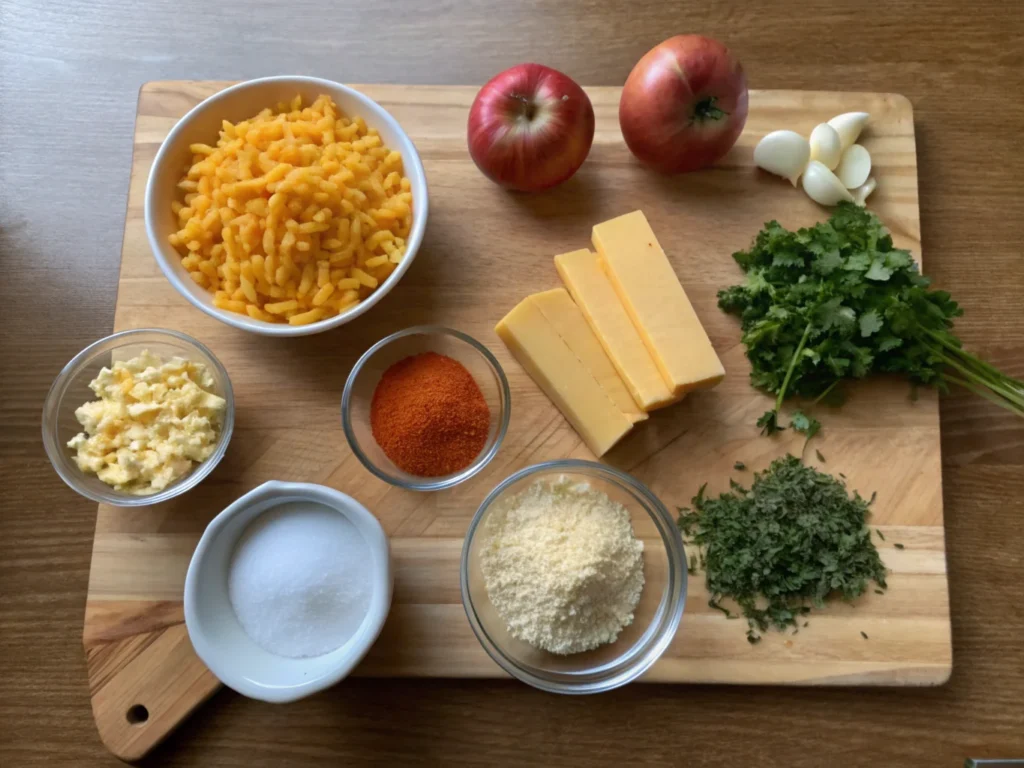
[228,500,372,658]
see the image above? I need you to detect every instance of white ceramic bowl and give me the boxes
[184,481,392,702]
[145,76,429,337]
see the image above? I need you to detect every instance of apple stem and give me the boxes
[691,96,728,124]
[511,93,537,121]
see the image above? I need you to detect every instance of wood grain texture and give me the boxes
[1,1,1022,766]
[81,81,951,759]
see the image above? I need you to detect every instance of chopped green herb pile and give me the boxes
[678,455,888,643]
[718,203,1024,431]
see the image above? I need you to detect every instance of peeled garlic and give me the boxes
[827,112,870,150]
[836,144,872,189]
[754,130,811,186]
[852,177,877,206]
[809,123,843,170]
[802,160,855,206]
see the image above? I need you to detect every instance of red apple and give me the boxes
[619,35,748,173]
[468,64,595,192]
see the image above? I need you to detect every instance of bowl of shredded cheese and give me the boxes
[145,76,428,336]
[461,460,687,694]
[42,328,235,506]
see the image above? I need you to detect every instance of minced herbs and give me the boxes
[678,455,887,643]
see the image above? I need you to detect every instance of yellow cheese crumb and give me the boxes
[67,351,226,495]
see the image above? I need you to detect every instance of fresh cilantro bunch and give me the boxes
[718,203,1024,432]
[678,455,887,643]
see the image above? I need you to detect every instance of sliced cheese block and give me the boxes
[554,249,678,411]
[530,288,647,424]
[496,297,634,457]
[593,210,725,394]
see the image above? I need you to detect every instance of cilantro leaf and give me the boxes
[844,251,872,272]
[772,251,804,268]
[865,259,893,281]
[859,309,884,338]
[885,250,913,270]
[816,297,857,334]
[813,249,844,275]
[876,335,903,352]
[790,410,820,440]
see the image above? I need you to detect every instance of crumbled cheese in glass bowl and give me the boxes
[67,350,227,495]
[43,329,234,506]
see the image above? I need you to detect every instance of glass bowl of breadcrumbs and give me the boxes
[461,460,687,694]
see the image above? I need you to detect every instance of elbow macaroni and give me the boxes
[169,94,413,325]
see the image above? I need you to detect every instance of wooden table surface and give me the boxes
[1,1,1022,765]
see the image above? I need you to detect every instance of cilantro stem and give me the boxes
[936,350,1024,411]
[923,329,1021,389]
[941,373,1024,417]
[773,320,814,413]
[813,380,840,405]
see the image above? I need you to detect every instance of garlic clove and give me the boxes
[809,123,843,170]
[754,130,811,186]
[802,160,855,206]
[836,144,872,189]
[852,176,877,207]
[827,112,870,151]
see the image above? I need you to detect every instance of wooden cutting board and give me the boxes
[85,81,951,760]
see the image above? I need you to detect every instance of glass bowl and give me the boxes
[42,328,235,506]
[341,326,510,492]
[461,460,687,694]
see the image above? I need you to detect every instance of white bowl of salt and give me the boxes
[184,481,392,702]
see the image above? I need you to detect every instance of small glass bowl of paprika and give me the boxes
[341,326,511,492]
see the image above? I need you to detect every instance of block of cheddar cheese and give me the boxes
[530,288,646,424]
[495,297,634,457]
[554,249,678,411]
[592,211,725,395]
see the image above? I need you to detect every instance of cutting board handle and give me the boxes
[88,624,221,762]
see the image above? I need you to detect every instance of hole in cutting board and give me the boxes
[126,704,149,726]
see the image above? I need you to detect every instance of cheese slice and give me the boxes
[496,297,634,457]
[554,249,677,411]
[529,288,647,424]
[592,210,725,394]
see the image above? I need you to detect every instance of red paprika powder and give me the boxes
[370,352,490,477]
